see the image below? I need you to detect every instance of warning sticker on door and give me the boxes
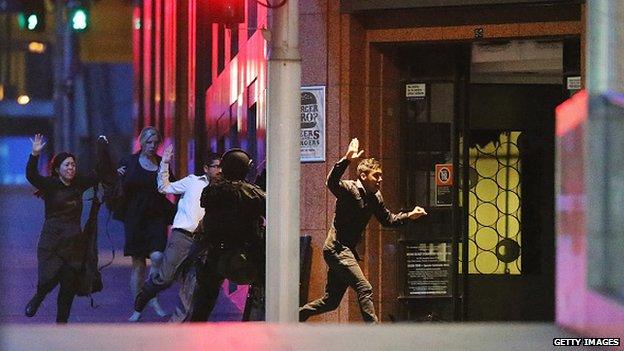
[434,164,453,207]
[406,83,426,100]
[435,164,453,186]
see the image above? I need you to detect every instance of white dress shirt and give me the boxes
[157,162,208,232]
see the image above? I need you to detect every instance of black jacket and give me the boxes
[200,178,266,249]
[325,158,409,258]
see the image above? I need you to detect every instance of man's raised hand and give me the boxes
[345,138,364,161]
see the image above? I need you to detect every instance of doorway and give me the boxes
[380,38,577,321]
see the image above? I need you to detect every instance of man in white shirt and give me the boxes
[131,145,221,322]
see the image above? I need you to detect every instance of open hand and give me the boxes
[162,144,174,164]
[408,206,427,220]
[30,134,46,156]
[345,138,364,160]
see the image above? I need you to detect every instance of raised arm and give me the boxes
[25,134,51,189]
[157,145,187,194]
[326,138,364,196]
[326,158,350,196]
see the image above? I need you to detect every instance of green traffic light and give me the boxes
[17,13,26,29]
[71,8,89,31]
[27,14,39,30]
[18,13,43,31]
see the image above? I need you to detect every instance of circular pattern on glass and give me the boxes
[468,166,478,189]
[457,240,478,263]
[496,167,520,189]
[475,202,498,226]
[475,178,498,202]
[475,226,498,250]
[496,215,520,238]
[469,191,478,213]
[475,251,499,274]
[495,142,519,165]
[468,215,477,236]
[496,192,520,214]
[469,239,478,262]
[477,141,497,154]
[475,158,497,178]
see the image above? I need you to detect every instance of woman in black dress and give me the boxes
[117,126,174,321]
[24,134,103,323]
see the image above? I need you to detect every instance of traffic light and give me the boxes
[19,0,45,32]
[205,0,244,24]
[70,6,89,32]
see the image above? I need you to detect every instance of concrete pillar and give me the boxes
[53,0,78,153]
[585,0,624,302]
[586,0,624,94]
[265,0,301,322]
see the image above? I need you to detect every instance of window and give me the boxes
[247,103,258,179]
[217,24,225,74]
[247,0,257,39]
[230,26,239,59]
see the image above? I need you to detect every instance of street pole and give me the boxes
[585,0,624,296]
[265,0,301,322]
[587,0,624,94]
[53,0,77,153]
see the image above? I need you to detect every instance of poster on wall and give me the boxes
[300,86,326,162]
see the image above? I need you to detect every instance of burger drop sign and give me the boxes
[300,86,325,162]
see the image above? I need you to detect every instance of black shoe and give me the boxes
[134,280,160,312]
[134,290,150,313]
[298,308,309,322]
[25,295,44,317]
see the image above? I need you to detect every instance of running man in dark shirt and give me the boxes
[299,138,427,322]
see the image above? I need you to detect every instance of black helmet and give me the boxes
[221,148,251,180]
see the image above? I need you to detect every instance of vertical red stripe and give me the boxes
[186,0,197,170]
[142,0,152,128]
[154,0,162,131]
[188,0,196,129]
[132,5,141,133]
[163,0,176,145]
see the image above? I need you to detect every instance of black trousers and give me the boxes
[299,244,378,322]
[189,247,265,322]
[189,253,224,322]
[35,262,79,323]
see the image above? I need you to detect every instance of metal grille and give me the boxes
[461,131,522,274]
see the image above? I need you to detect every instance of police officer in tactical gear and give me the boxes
[190,148,266,321]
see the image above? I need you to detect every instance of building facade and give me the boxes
[133,0,622,332]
